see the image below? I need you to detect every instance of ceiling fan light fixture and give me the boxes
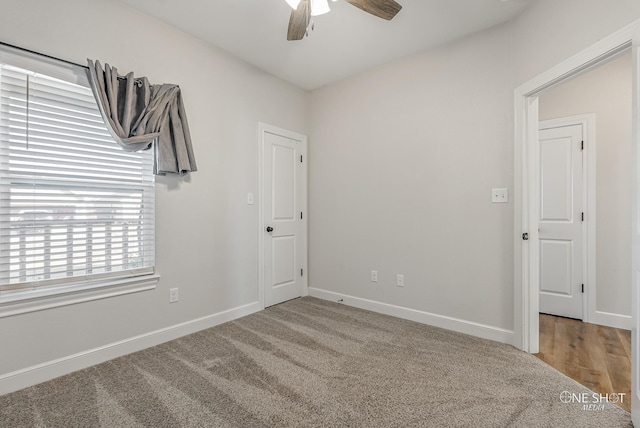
[285,0,302,10]
[310,0,331,16]
[287,0,402,41]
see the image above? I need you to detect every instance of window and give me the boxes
[0,48,156,314]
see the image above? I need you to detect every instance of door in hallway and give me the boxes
[538,121,584,320]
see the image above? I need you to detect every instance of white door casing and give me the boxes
[514,23,635,352]
[514,19,640,424]
[631,27,640,425]
[538,123,584,320]
[259,123,307,308]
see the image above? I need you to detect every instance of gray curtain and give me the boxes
[86,59,197,176]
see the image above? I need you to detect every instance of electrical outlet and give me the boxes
[491,188,509,203]
[169,288,179,303]
[371,270,378,282]
[396,274,404,287]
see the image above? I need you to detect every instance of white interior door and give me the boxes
[538,122,584,319]
[261,125,306,307]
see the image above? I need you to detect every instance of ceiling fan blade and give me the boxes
[344,0,402,20]
[287,0,311,41]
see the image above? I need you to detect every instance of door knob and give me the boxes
[266,226,274,233]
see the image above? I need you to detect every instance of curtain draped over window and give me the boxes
[86,59,197,176]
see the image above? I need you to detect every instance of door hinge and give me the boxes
[581,212,584,222]
[581,140,584,151]
[301,268,304,276]
[300,155,303,163]
[581,284,584,293]
[301,212,303,220]
[522,233,529,241]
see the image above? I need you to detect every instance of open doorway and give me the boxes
[532,51,632,412]
[537,52,632,329]
[513,22,640,421]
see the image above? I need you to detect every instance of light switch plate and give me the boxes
[247,193,254,205]
[492,188,509,203]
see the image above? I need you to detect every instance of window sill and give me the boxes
[0,274,160,318]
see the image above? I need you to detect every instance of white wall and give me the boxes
[2,0,640,390]
[308,0,640,342]
[0,0,308,378]
[512,0,640,86]
[539,52,632,320]
[309,24,516,336]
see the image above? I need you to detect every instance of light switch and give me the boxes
[247,193,254,205]
[492,188,509,203]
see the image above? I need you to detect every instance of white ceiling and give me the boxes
[118,0,534,90]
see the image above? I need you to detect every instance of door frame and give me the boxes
[257,122,308,309]
[514,20,639,354]
[538,115,594,323]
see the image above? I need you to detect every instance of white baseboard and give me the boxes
[589,310,632,330]
[0,301,262,396]
[308,288,514,345]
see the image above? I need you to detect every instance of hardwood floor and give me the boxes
[534,314,631,412]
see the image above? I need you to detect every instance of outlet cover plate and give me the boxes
[169,288,179,303]
[492,188,509,203]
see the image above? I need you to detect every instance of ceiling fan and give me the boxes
[286,0,403,41]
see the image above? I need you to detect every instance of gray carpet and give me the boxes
[0,297,632,427]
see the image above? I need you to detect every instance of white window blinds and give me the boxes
[0,64,155,294]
